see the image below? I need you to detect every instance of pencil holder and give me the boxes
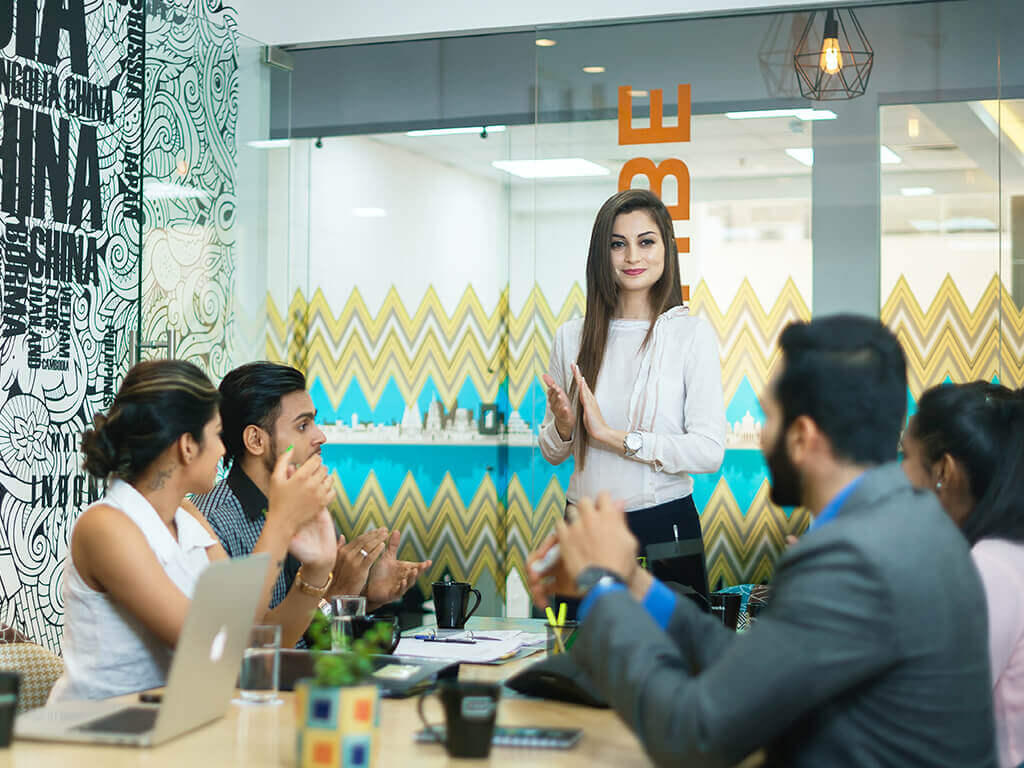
[545,621,579,655]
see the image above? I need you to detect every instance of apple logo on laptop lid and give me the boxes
[209,625,228,662]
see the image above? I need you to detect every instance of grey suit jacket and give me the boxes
[573,463,997,767]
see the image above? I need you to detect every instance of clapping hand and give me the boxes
[328,528,389,597]
[287,508,337,570]
[541,373,576,441]
[365,530,432,609]
[267,450,334,534]
[571,363,620,450]
[527,492,641,608]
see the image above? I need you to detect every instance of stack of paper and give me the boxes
[395,630,547,663]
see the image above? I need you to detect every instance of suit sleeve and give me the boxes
[571,539,900,768]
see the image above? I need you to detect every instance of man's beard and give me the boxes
[262,438,279,475]
[766,429,802,507]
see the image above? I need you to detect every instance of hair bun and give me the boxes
[81,411,120,479]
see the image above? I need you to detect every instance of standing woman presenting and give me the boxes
[538,188,726,553]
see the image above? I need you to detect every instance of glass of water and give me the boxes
[240,624,281,703]
[331,595,366,651]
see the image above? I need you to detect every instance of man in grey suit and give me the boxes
[528,315,996,767]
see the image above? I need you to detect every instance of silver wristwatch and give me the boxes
[623,430,643,457]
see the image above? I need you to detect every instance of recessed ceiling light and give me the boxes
[535,38,557,47]
[582,66,605,74]
[405,125,507,137]
[629,90,649,98]
[725,108,837,121]
[907,117,920,138]
[785,148,814,166]
[351,207,387,218]
[491,158,609,179]
[900,187,934,197]
[880,145,902,164]
[784,146,902,167]
[944,217,996,231]
[247,139,292,149]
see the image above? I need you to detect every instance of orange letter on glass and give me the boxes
[618,84,691,145]
[618,158,690,222]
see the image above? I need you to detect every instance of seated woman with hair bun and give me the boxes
[50,360,337,702]
[901,382,1024,768]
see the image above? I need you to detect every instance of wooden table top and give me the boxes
[1,617,654,767]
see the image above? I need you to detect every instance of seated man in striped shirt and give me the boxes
[193,362,430,644]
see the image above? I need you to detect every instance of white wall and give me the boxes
[232,0,913,47]
[303,137,509,314]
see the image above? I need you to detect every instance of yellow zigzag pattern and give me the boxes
[882,275,1024,395]
[327,468,809,592]
[268,285,587,410]
[272,280,818,593]
[690,277,811,404]
[269,279,807,411]
[699,480,811,587]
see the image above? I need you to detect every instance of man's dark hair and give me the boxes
[775,315,907,465]
[219,362,306,465]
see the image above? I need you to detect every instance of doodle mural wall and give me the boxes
[0,0,238,649]
[140,0,237,377]
[0,0,146,649]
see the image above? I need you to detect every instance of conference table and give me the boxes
[1,617,764,767]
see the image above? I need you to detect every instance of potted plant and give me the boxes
[294,613,393,768]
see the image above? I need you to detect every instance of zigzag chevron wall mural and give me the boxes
[882,274,1024,395]
[266,279,816,599]
[265,271,1023,603]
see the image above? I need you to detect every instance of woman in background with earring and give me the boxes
[537,188,726,558]
[901,381,1024,768]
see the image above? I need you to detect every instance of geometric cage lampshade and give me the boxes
[793,8,874,101]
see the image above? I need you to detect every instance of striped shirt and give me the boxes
[191,464,300,610]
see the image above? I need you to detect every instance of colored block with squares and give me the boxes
[295,681,380,768]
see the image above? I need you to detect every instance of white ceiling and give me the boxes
[231,0,920,48]
[345,100,1024,234]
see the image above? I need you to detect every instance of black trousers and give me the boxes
[624,495,702,557]
[548,494,703,620]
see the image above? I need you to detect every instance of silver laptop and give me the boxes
[15,554,269,747]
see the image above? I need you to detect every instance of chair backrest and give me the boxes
[0,641,65,712]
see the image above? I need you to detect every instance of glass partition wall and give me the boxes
[269,0,1022,617]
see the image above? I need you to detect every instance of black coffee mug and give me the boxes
[0,671,19,748]
[418,680,500,758]
[349,616,400,654]
[432,581,482,629]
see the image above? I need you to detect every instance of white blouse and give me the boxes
[538,310,726,512]
[50,479,216,701]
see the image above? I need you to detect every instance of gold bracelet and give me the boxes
[295,567,333,598]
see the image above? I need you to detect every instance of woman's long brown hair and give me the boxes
[571,188,682,469]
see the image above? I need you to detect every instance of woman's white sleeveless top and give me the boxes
[49,479,215,701]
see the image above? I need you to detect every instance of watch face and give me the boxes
[625,432,642,451]
[576,566,616,593]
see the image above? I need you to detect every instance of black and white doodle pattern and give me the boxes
[141,0,237,379]
[1,0,146,650]
[0,0,236,651]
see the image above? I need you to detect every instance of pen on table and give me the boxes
[414,636,476,644]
